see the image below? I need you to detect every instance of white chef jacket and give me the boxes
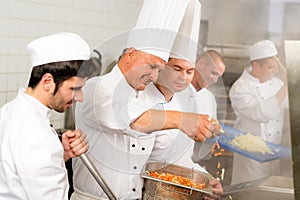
[229,66,288,184]
[134,83,207,173]
[72,66,156,200]
[0,88,68,200]
[195,87,217,119]
[178,85,215,162]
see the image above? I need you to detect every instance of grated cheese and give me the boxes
[231,133,274,155]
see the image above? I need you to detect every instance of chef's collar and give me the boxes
[19,88,52,119]
[244,66,272,85]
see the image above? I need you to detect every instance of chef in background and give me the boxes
[189,49,226,162]
[0,32,91,200]
[229,40,288,184]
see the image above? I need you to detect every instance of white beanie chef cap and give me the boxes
[127,0,192,62]
[249,40,278,61]
[27,32,90,67]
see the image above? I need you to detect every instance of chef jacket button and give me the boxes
[132,188,136,192]
[277,131,280,134]
[261,97,264,100]
[133,166,137,170]
[132,144,135,148]
[142,147,145,151]
[269,134,271,136]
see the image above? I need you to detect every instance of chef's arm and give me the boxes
[230,87,280,122]
[130,109,220,142]
[130,109,179,132]
[275,58,288,106]
[276,82,288,106]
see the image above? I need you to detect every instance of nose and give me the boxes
[74,91,83,102]
[212,76,218,83]
[150,69,159,81]
[179,71,187,80]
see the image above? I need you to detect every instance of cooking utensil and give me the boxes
[79,154,117,200]
[141,161,212,199]
[221,176,294,200]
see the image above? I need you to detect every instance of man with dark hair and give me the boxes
[0,32,91,200]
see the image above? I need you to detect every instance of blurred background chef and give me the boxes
[229,40,289,184]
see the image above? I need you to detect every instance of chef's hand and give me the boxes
[179,113,221,142]
[203,177,223,200]
[62,129,89,161]
[275,57,287,83]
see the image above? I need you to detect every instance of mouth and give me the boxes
[66,101,73,107]
[141,75,151,85]
[174,82,186,88]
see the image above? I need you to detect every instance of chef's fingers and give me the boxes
[66,129,85,142]
[203,178,223,200]
[206,121,222,138]
[70,137,89,155]
[202,194,221,200]
[192,115,215,141]
[62,130,75,139]
[193,131,206,142]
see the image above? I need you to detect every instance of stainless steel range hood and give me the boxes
[221,176,294,200]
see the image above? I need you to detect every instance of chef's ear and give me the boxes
[251,61,261,70]
[41,73,55,91]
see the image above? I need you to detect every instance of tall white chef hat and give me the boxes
[249,40,278,61]
[169,0,201,63]
[27,32,91,67]
[127,0,192,62]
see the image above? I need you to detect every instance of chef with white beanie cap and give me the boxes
[0,32,91,200]
[230,39,288,184]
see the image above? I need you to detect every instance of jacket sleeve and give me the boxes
[229,81,280,123]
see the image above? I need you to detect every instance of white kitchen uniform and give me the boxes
[229,66,287,184]
[195,87,217,119]
[178,85,215,162]
[133,83,207,173]
[0,88,68,200]
[72,66,156,200]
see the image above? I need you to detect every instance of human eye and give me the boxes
[149,64,157,70]
[187,69,194,75]
[72,86,82,91]
[173,66,181,71]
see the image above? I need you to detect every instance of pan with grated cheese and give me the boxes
[230,133,274,155]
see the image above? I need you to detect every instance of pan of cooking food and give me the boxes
[141,161,213,199]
